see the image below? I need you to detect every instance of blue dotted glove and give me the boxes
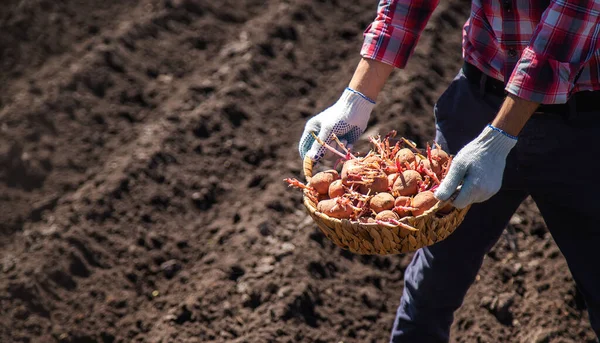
[435,124,518,209]
[299,87,375,162]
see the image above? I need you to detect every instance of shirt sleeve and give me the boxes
[506,0,600,104]
[360,0,440,69]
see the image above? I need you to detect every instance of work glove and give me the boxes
[299,87,375,162]
[434,124,517,209]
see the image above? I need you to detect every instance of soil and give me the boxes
[0,0,597,342]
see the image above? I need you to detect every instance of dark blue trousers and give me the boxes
[390,69,600,342]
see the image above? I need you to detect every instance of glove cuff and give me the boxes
[478,124,517,155]
[337,88,376,118]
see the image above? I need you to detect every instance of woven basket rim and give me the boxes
[302,188,458,232]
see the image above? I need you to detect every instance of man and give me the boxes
[298,0,600,342]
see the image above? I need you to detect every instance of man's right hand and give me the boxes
[298,87,375,162]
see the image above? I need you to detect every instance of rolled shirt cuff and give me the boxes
[505,47,582,104]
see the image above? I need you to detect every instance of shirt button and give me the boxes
[503,1,512,11]
[508,49,517,58]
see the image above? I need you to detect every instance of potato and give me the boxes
[341,159,363,185]
[421,158,442,175]
[431,148,449,165]
[395,148,416,165]
[394,195,412,217]
[438,202,454,214]
[369,192,395,213]
[394,196,411,207]
[317,198,353,219]
[387,173,398,188]
[310,170,339,195]
[362,155,382,165]
[384,163,398,175]
[328,179,345,198]
[392,170,422,196]
[358,174,389,194]
[411,191,438,216]
[317,193,329,202]
[376,210,399,221]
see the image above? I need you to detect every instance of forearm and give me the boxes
[348,58,395,101]
[491,94,539,136]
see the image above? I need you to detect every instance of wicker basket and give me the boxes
[302,156,471,255]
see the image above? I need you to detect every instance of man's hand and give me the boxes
[299,58,394,162]
[434,124,517,208]
[435,94,539,208]
[299,88,375,161]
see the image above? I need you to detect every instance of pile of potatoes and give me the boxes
[305,144,454,223]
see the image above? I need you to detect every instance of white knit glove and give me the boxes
[299,87,375,162]
[434,124,517,209]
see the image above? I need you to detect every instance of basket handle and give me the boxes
[303,155,315,181]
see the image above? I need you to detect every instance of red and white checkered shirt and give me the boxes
[361,0,600,104]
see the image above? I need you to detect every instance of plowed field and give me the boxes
[1,1,596,342]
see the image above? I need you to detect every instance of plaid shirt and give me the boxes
[361,0,600,104]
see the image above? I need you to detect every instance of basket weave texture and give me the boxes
[302,156,471,255]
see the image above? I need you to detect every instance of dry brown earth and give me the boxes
[0,0,596,342]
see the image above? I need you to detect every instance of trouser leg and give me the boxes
[391,68,527,342]
[390,189,527,342]
[520,113,600,339]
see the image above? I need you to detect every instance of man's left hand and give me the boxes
[434,124,518,209]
